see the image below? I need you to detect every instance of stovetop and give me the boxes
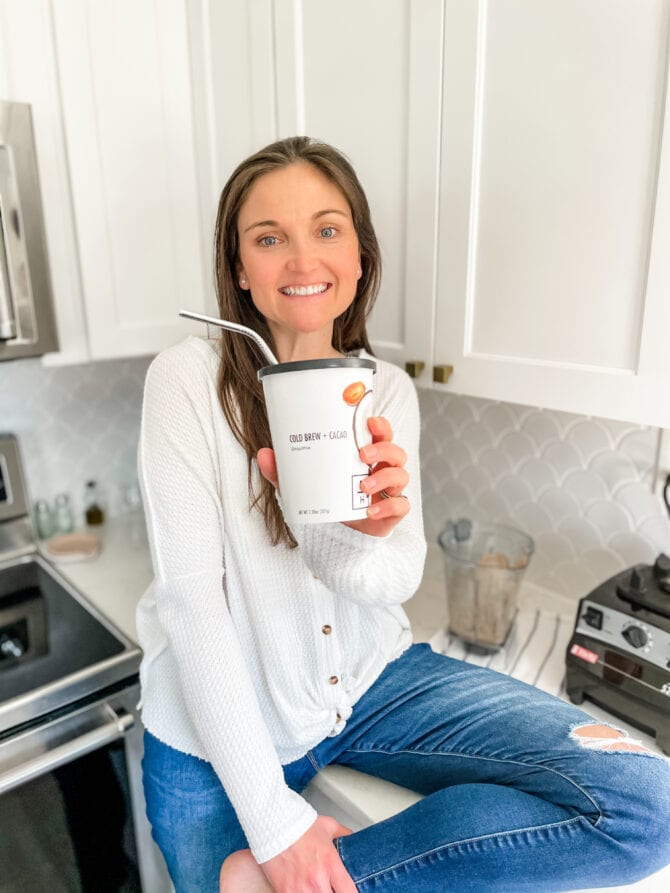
[0,552,141,736]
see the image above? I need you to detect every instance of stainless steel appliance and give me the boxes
[0,100,59,360]
[566,554,670,755]
[0,434,168,891]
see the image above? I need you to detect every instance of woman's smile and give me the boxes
[278,282,331,297]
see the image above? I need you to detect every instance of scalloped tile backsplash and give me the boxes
[2,355,669,601]
[418,389,670,599]
[1,355,152,523]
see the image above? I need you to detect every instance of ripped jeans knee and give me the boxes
[569,722,660,756]
[567,721,670,881]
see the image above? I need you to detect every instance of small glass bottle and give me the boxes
[34,499,55,539]
[54,492,74,533]
[84,480,105,526]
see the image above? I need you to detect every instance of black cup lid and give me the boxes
[258,357,376,379]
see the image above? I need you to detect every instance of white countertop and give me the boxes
[42,512,670,892]
[40,510,152,644]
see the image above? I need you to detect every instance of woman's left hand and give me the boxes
[344,415,410,538]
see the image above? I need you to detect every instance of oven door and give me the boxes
[0,681,170,892]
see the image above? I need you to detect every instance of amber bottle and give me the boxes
[84,480,105,526]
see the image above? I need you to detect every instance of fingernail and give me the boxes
[367,504,381,517]
[362,445,378,460]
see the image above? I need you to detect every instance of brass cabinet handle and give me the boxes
[433,364,453,384]
[405,360,425,379]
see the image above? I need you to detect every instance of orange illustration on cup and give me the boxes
[342,381,366,406]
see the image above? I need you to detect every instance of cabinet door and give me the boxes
[193,0,445,374]
[297,0,443,374]
[435,0,670,427]
[218,0,438,374]
[51,0,211,359]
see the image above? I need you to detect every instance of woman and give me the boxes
[138,136,670,893]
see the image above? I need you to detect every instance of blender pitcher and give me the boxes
[438,519,534,652]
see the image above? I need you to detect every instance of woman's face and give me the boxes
[236,162,361,359]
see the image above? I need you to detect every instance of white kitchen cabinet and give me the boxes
[189,0,443,370]
[296,0,443,371]
[23,0,662,417]
[1,0,212,363]
[211,0,670,427]
[432,0,670,428]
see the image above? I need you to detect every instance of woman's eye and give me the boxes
[259,235,278,247]
[320,226,336,239]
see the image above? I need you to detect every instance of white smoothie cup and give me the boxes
[258,357,376,525]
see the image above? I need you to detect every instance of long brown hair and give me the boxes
[214,136,381,547]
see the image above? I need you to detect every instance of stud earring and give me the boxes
[240,278,247,288]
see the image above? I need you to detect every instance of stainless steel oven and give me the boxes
[0,100,59,360]
[0,434,169,891]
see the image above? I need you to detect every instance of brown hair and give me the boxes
[213,136,381,548]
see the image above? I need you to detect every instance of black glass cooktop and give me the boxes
[0,558,128,705]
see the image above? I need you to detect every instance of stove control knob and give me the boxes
[622,625,648,649]
[0,634,24,659]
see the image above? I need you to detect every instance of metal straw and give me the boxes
[179,309,278,366]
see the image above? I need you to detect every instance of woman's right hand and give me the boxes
[260,815,357,892]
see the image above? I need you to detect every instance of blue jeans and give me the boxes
[142,644,670,892]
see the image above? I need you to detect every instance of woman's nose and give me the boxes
[286,239,319,273]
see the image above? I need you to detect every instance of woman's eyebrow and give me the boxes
[243,209,349,233]
[313,209,349,220]
[243,219,277,233]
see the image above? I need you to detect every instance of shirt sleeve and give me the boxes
[138,344,316,863]
[289,363,427,606]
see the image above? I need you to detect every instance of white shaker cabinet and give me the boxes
[230,0,670,426]
[1,0,211,363]
[192,0,443,371]
[50,0,213,360]
[13,0,661,410]
[432,0,670,427]
[296,0,443,372]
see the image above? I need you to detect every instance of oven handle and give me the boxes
[0,705,134,795]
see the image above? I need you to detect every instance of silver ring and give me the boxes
[380,489,408,500]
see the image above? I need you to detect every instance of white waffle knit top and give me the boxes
[136,335,426,863]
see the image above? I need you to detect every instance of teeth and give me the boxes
[280,284,328,296]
